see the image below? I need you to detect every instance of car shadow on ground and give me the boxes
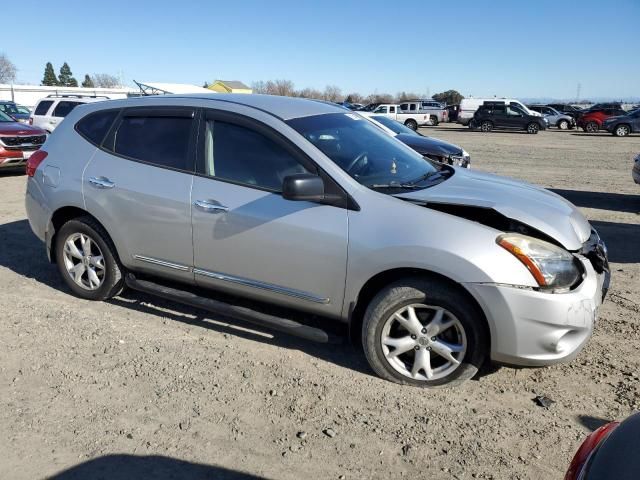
[48,454,266,480]
[551,189,640,214]
[590,221,640,264]
[576,415,611,432]
[0,218,500,382]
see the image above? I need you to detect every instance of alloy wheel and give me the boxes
[586,122,598,133]
[558,120,569,130]
[616,125,630,137]
[380,304,467,381]
[481,122,492,132]
[62,233,106,290]
[528,123,539,134]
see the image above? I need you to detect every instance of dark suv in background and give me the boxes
[547,103,583,120]
[603,108,640,137]
[472,103,547,134]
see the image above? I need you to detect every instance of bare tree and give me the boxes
[322,85,343,103]
[365,93,394,104]
[251,80,268,94]
[265,79,296,96]
[0,53,17,83]
[345,92,364,104]
[396,91,421,102]
[296,87,323,99]
[91,73,120,88]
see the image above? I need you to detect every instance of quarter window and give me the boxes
[203,120,309,191]
[34,100,54,116]
[53,101,81,118]
[76,110,119,146]
[113,115,193,171]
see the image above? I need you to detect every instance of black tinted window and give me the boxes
[53,101,81,118]
[204,120,308,191]
[493,105,506,114]
[34,101,53,116]
[76,110,118,146]
[113,115,193,171]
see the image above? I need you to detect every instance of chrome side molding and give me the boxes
[132,255,190,272]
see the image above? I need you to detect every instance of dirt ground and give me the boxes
[1,124,639,480]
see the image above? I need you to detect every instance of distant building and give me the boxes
[208,80,252,94]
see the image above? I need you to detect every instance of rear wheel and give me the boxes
[614,124,630,137]
[362,278,488,387]
[557,119,569,130]
[430,115,439,126]
[527,122,540,134]
[404,119,418,131]
[480,121,493,132]
[55,216,124,301]
[585,121,599,133]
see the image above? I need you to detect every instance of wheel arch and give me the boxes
[347,267,490,349]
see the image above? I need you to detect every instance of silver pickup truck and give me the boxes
[399,100,448,125]
[368,103,433,130]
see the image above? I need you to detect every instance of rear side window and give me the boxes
[76,110,119,146]
[34,101,54,116]
[112,115,193,171]
[53,101,81,118]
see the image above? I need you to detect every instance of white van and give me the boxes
[458,98,540,125]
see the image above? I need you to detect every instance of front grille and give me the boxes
[0,135,46,147]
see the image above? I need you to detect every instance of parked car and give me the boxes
[360,112,470,167]
[0,100,31,123]
[547,103,583,120]
[0,110,47,171]
[527,105,576,129]
[602,108,640,137]
[565,412,640,480]
[445,104,459,122]
[577,107,627,133]
[30,95,107,133]
[398,100,448,125]
[458,97,541,126]
[472,103,547,133]
[633,153,640,185]
[26,94,609,388]
[369,103,433,130]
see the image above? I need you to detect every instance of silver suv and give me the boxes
[25,94,609,387]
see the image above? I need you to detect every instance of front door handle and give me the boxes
[88,176,115,189]
[194,199,229,214]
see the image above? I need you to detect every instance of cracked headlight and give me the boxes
[497,234,581,291]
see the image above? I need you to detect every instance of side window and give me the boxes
[34,100,54,116]
[53,101,81,118]
[493,105,506,114]
[375,106,388,114]
[507,106,523,116]
[75,110,119,146]
[204,120,310,191]
[112,114,193,171]
[389,106,395,113]
[409,104,416,111]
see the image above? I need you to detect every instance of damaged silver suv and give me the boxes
[25,94,609,387]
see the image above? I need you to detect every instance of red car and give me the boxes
[565,412,640,479]
[577,107,627,133]
[0,110,47,171]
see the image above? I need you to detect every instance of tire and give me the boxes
[585,121,599,133]
[526,122,540,134]
[430,115,439,126]
[613,124,630,137]
[362,278,489,388]
[54,216,124,301]
[557,119,569,130]
[480,121,493,132]
[468,119,478,130]
[404,119,418,131]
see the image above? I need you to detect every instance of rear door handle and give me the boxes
[194,199,229,214]
[88,176,115,189]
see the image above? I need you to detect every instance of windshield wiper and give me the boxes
[404,171,444,186]
[368,183,424,190]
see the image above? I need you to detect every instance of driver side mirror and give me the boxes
[282,174,325,202]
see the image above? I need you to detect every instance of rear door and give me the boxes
[190,110,349,316]
[50,101,83,131]
[491,104,509,127]
[83,106,197,283]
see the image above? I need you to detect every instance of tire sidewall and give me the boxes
[615,125,629,137]
[405,120,417,131]
[527,123,539,134]
[55,219,122,300]
[481,121,492,132]
[558,120,569,130]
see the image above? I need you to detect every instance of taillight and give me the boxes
[564,422,619,480]
[26,150,48,177]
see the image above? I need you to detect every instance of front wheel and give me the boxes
[362,278,488,387]
[527,122,540,134]
[404,119,418,131]
[480,121,493,132]
[614,124,630,137]
[585,121,599,133]
[557,119,569,130]
[55,216,124,301]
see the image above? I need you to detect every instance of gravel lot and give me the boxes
[1,124,638,480]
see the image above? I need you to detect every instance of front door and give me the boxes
[83,106,197,283]
[190,111,349,317]
[505,105,525,129]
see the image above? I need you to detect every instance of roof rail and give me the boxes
[45,94,109,99]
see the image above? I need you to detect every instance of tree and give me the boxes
[81,74,95,88]
[251,80,268,94]
[297,87,323,99]
[58,62,77,87]
[266,79,296,96]
[91,73,120,88]
[0,53,17,83]
[345,92,364,104]
[432,89,464,106]
[203,81,210,88]
[396,91,421,102]
[323,85,342,103]
[42,62,59,86]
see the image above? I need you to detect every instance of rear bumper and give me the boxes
[464,256,607,367]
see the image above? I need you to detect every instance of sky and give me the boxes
[3,0,639,101]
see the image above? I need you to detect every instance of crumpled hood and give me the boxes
[396,133,463,156]
[397,168,591,250]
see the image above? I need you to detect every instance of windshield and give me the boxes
[287,113,438,188]
[0,103,19,115]
[0,110,15,122]
[370,115,418,136]
[16,106,30,114]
